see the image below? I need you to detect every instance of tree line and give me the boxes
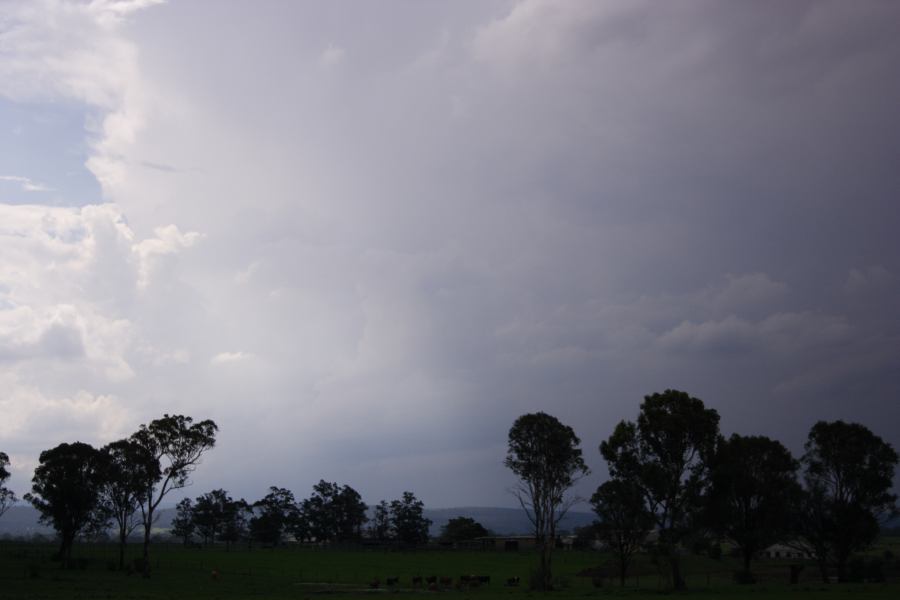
[168,485,431,549]
[504,389,898,591]
[0,414,434,574]
[1,390,896,591]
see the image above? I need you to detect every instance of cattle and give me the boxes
[386,577,399,587]
[439,576,452,588]
[506,576,520,587]
[411,576,423,587]
[425,575,437,585]
[369,578,380,589]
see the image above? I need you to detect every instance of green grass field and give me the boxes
[1,540,898,600]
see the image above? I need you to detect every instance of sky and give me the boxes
[0,0,898,509]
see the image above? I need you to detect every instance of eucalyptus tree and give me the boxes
[601,390,719,591]
[99,439,157,570]
[130,414,217,571]
[506,412,589,590]
[798,420,898,582]
[250,487,298,546]
[25,442,107,568]
[709,434,800,578]
[389,491,431,545]
[591,479,654,586]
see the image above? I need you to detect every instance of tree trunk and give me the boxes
[540,541,554,590]
[671,554,686,591]
[118,528,127,570]
[142,512,152,576]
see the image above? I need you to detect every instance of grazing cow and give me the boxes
[460,575,472,584]
[386,577,399,587]
[439,576,452,588]
[425,575,437,585]
[506,576,520,587]
[412,576,423,587]
[476,575,490,584]
[210,569,219,581]
[369,578,380,589]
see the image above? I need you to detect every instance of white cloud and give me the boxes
[319,43,345,68]
[210,351,252,365]
[0,175,52,192]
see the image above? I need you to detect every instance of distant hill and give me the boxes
[1,504,595,538]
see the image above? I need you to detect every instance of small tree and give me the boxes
[25,442,107,568]
[440,516,489,542]
[99,439,157,570]
[171,498,196,545]
[390,491,431,545]
[709,434,800,578]
[506,412,589,590]
[591,479,653,586]
[600,390,720,591]
[130,414,217,571]
[0,452,16,519]
[368,500,391,541]
[798,421,898,582]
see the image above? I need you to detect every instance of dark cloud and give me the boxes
[1,0,898,505]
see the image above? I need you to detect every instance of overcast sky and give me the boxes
[0,0,898,508]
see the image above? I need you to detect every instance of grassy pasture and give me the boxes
[1,540,898,600]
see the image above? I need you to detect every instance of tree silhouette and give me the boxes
[170,498,196,545]
[300,480,368,542]
[601,390,719,591]
[390,491,431,545]
[440,516,489,542]
[798,420,898,582]
[99,439,157,570]
[709,434,800,579]
[250,487,298,546]
[25,442,107,568]
[0,452,16,520]
[591,479,653,586]
[506,412,588,590]
[130,414,217,572]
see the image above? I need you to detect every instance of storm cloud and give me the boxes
[0,0,898,507]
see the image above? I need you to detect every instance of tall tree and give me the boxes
[506,412,589,590]
[250,486,298,546]
[99,439,158,570]
[709,434,800,578]
[389,491,431,545]
[25,442,107,568]
[130,414,217,571]
[591,479,653,586]
[170,498,196,545]
[0,452,16,519]
[798,420,898,582]
[600,390,719,591]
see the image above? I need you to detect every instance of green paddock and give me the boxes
[1,540,898,599]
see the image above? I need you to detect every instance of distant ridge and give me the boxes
[1,505,595,538]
